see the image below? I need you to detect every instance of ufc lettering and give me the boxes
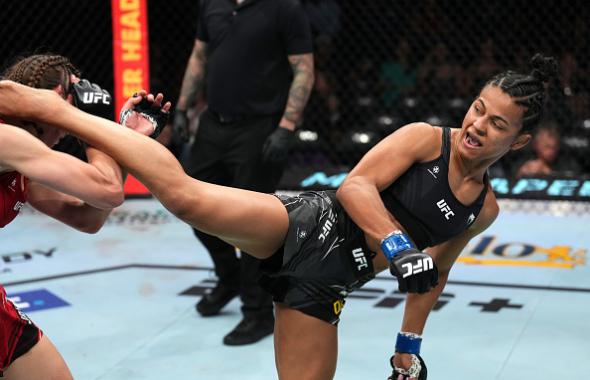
[401,257,434,278]
[13,201,25,212]
[318,209,336,242]
[352,247,368,271]
[82,92,111,105]
[436,199,455,220]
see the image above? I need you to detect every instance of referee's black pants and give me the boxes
[183,109,284,318]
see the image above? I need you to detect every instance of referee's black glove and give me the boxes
[262,126,295,164]
[172,110,190,143]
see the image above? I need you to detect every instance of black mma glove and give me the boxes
[262,126,295,164]
[381,231,438,294]
[172,110,190,143]
[119,97,169,139]
[71,79,113,120]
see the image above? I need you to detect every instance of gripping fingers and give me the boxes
[153,93,164,107]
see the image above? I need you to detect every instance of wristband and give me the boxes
[380,230,414,260]
[395,332,422,355]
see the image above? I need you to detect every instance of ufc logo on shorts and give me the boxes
[401,257,434,278]
[352,248,368,271]
[436,199,455,220]
[318,209,336,243]
[13,201,24,212]
[82,92,111,105]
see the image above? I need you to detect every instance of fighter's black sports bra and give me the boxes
[380,127,488,250]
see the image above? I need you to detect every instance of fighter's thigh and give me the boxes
[171,179,289,258]
[274,304,338,380]
[3,335,73,380]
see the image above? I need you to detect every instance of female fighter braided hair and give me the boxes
[2,54,80,94]
[485,53,558,133]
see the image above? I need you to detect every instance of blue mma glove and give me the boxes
[381,231,438,293]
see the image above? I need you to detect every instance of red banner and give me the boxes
[112,0,151,196]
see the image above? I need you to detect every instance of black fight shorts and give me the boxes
[260,191,375,325]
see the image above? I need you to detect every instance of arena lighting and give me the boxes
[377,115,395,127]
[352,132,370,144]
[297,130,319,142]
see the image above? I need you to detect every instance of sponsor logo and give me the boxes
[8,178,16,192]
[2,248,56,265]
[467,213,476,226]
[436,199,455,220]
[458,235,587,268]
[427,168,438,179]
[295,171,590,200]
[300,172,347,188]
[106,209,176,226]
[7,289,70,313]
[13,201,25,212]
[401,257,434,278]
[332,299,344,315]
[297,229,308,240]
[352,247,368,271]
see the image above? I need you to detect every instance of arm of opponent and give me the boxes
[390,191,499,379]
[26,144,126,233]
[0,124,124,210]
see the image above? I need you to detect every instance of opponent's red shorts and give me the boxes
[0,285,42,372]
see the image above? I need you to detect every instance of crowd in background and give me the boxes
[294,0,590,179]
[2,0,589,180]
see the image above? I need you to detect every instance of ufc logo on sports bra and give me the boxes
[352,248,368,271]
[401,257,434,278]
[436,199,455,220]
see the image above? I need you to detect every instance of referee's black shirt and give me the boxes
[197,0,312,117]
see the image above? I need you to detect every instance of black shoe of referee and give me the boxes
[195,282,239,317]
[223,314,274,346]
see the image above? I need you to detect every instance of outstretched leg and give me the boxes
[0,82,289,258]
[274,304,338,380]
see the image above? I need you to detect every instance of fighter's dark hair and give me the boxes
[2,54,80,95]
[485,54,558,133]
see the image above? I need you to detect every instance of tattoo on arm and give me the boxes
[177,40,208,111]
[283,53,315,126]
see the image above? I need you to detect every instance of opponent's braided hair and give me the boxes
[2,54,81,94]
[485,54,558,133]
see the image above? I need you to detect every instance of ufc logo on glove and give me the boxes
[401,257,434,278]
[81,92,111,105]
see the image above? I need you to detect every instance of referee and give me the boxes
[172,0,314,346]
